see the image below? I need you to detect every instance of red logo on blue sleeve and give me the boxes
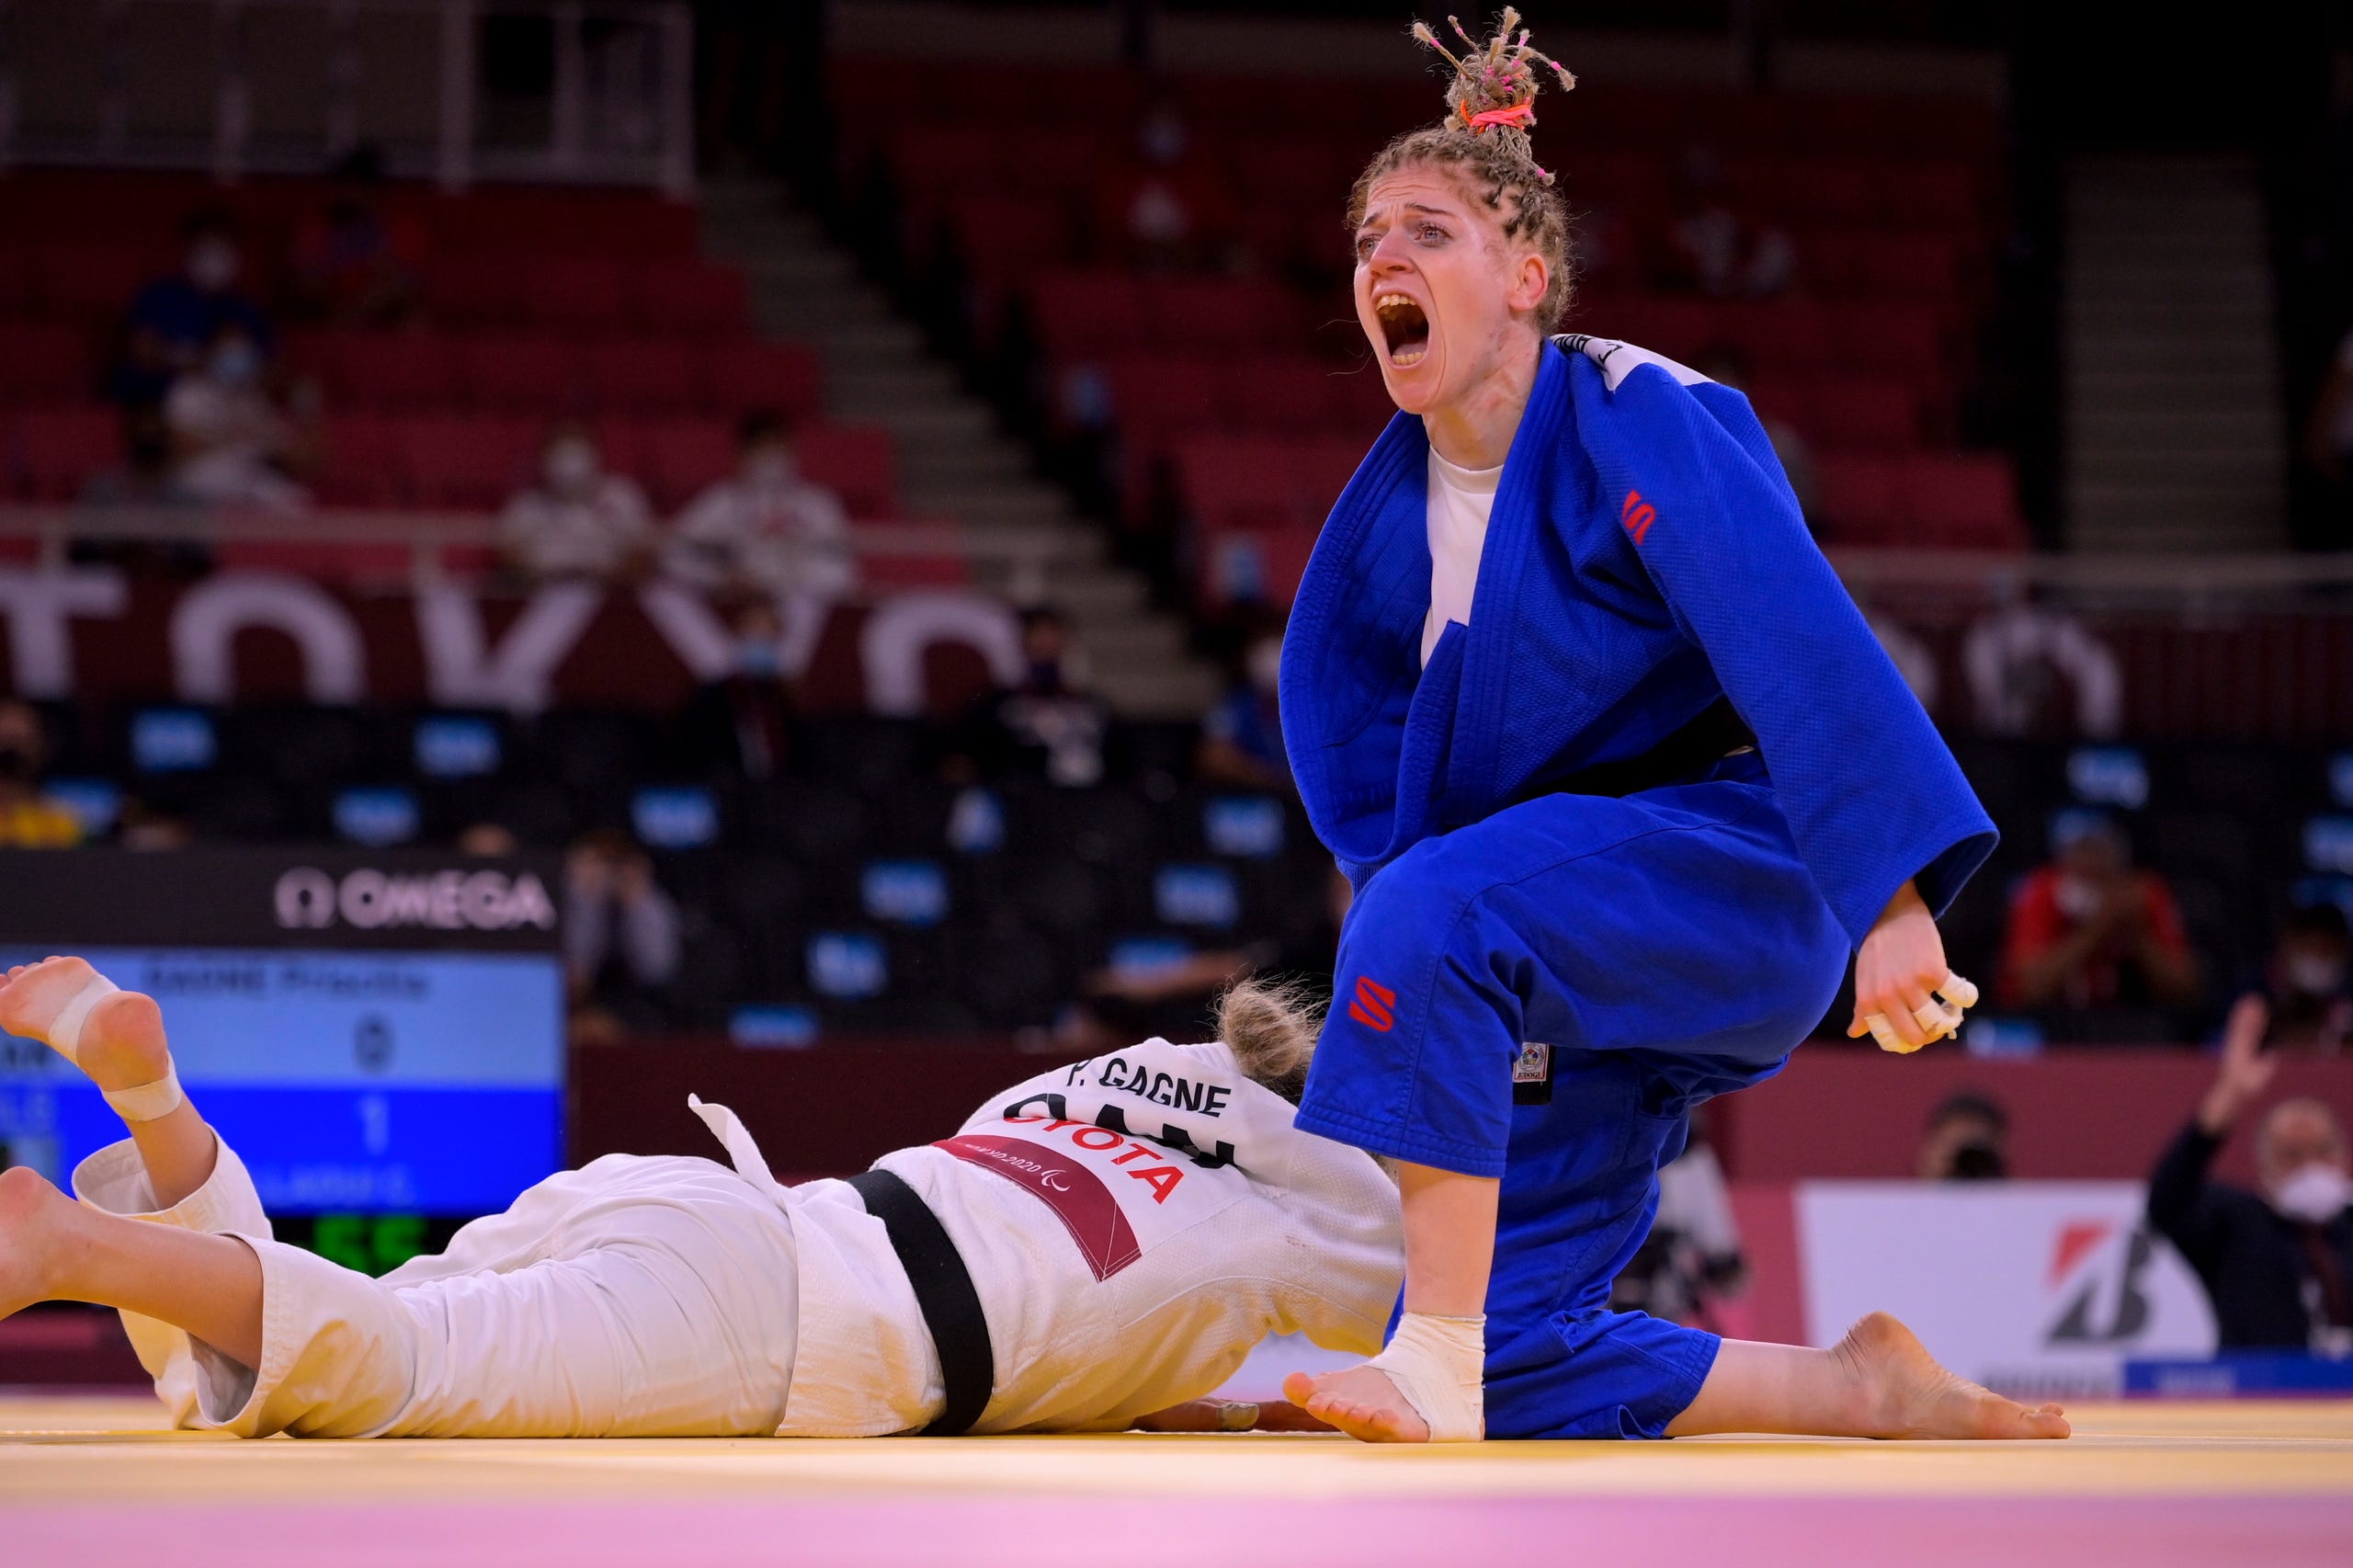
[1347,975,1397,1031]
[1621,490,1656,545]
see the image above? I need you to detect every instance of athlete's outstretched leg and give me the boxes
[1665,1313,2069,1440]
[0,956,215,1206]
[0,1166,263,1366]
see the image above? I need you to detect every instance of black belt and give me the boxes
[1514,697,1756,804]
[847,1167,995,1436]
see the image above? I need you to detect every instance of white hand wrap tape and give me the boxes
[1363,1312,1485,1442]
[1866,971,1979,1054]
[103,1060,184,1123]
[45,973,119,1065]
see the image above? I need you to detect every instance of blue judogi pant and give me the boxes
[1294,754,1850,1439]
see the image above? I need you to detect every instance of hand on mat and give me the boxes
[1848,882,1972,1053]
[1131,1399,1335,1434]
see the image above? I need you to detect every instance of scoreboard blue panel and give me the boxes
[0,850,568,1217]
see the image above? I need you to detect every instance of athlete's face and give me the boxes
[1353,165,1549,418]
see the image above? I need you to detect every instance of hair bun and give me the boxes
[1411,9,1575,179]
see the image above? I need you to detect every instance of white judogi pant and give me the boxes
[74,1131,800,1439]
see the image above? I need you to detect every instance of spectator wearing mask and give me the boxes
[676,598,802,782]
[1196,619,1290,791]
[563,828,683,1040]
[497,424,654,584]
[1095,93,1236,273]
[117,209,275,405]
[2257,903,2353,1053]
[0,701,83,849]
[286,147,426,327]
[957,607,1109,789]
[1999,810,2200,1015]
[663,413,855,599]
[163,324,314,510]
[1917,1090,2010,1182]
[2148,997,2353,1352]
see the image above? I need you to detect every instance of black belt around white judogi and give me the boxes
[847,1167,996,1436]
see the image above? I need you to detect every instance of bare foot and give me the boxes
[1281,1365,1432,1444]
[1836,1312,2070,1439]
[0,1165,70,1321]
[0,956,168,1092]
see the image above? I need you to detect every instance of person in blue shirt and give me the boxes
[115,209,276,407]
[1275,12,2070,1446]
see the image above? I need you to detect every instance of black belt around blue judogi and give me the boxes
[847,1167,996,1436]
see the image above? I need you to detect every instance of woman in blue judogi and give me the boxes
[1277,12,2072,1446]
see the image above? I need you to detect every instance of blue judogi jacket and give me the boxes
[1278,335,1993,948]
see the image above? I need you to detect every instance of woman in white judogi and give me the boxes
[0,956,1402,1438]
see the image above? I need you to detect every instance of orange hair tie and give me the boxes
[1460,99,1538,132]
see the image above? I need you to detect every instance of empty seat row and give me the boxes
[0,245,747,335]
[278,332,820,420]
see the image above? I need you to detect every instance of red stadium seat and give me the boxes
[1802,377,1922,452]
[403,415,540,511]
[458,335,584,414]
[526,258,632,332]
[316,413,409,506]
[1147,277,1298,351]
[584,338,703,414]
[0,322,95,403]
[797,424,898,518]
[636,416,734,511]
[429,256,524,328]
[1028,273,1152,360]
[327,331,461,411]
[1225,358,1353,435]
[1836,301,1947,377]
[0,245,35,315]
[705,342,823,424]
[15,405,121,501]
[1902,452,2025,551]
[35,245,159,322]
[216,540,413,582]
[635,261,750,336]
[1812,452,1904,546]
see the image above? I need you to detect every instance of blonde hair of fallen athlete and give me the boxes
[0,957,1343,1437]
[1279,14,2067,1445]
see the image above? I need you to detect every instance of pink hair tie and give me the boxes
[1460,99,1537,133]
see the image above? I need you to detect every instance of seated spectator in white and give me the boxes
[1611,1132,1747,1328]
[1998,810,2200,1015]
[2257,902,2353,1053]
[1657,144,1794,299]
[1197,619,1290,791]
[664,413,855,598]
[676,598,803,783]
[1916,1090,2010,1182]
[0,701,83,849]
[1962,574,2123,738]
[498,423,654,584]
[1694,346,1817,517]
[953,607,1109,789]
[116,208,275,405]
[163,325,313,511]
[563,827,682,1041]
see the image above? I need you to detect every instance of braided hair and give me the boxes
[1347,9,1578,329]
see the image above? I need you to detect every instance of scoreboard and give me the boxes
[0,850,564,1217]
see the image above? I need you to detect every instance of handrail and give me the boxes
[0,504,1087,585]
[0,0,695,195]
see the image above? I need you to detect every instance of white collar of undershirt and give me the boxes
[1427,448,1504,496]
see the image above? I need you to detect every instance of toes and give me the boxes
[1281,1371,1319,1406]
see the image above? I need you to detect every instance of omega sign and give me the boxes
[275,867,559,933]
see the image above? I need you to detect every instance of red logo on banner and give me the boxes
[1347,975,1396,1031]
[1621,490,1657,545]
[935,1134,1143,1280]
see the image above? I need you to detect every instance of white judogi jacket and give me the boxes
[763,1038,1404,1435]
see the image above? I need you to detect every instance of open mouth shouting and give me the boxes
[1375,290,1431,369]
